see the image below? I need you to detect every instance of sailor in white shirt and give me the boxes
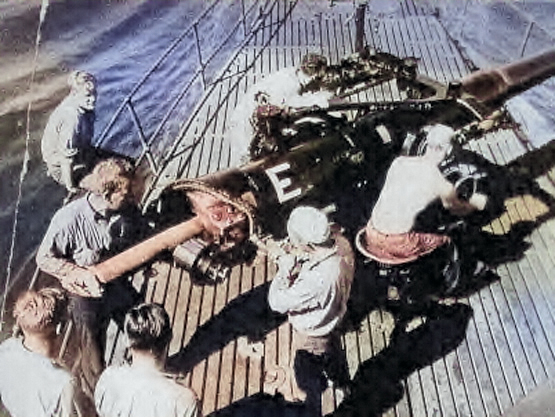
[95,303,200,417]
[227,53,333,165]
[267,206,354,415]
[0,288,91,417]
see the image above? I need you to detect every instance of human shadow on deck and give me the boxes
[507,139,555,185]
[329,302,472,417]
[167,282,286,373]
[204,303,472,417]
[207,393,308,417]
[412,146,555,297]
[420,147,555,232]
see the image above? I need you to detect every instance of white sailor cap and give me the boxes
[287,206,330,245]
[426,124,455,149]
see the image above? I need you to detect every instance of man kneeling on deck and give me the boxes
[36,157,147,399]
[267,206,355,416]
[95,303,200,417]
[358,124,489,316]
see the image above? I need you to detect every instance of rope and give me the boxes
[0,0,50,333]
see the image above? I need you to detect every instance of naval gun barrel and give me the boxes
[287,49,555,121]
[459,49,555,104]
[91,216,204,283]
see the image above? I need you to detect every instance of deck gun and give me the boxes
[89,48,555,284]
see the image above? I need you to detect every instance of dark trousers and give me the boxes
[64,278,140,399]
[70,278,140,357]
[293,331,350,417]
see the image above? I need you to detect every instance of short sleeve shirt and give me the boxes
[41,97,95,166]
[0,338,75,417]
[95,365,199,417]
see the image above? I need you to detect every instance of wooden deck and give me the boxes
[105,2,555,416]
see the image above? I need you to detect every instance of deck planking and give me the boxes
[99,1,555,416]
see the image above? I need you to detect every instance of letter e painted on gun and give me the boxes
[265,162,302,203]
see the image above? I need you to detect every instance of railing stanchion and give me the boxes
[194,23,207,90]
[458,0,471,40]
[241,0,247,37]
[519,21,534,58]
[127,100,159,175]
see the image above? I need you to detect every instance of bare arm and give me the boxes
[36,225,102,298]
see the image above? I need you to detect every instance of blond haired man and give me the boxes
[36,158,147,395]
[0,288,92,417]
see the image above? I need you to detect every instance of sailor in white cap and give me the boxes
[356,123,489,307]
[267,206,354,414]
[360,124,487,267]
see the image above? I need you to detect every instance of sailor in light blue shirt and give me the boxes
[267,206,354,414]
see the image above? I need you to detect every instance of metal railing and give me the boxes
[94,0,270,176]
[138,0,299,206]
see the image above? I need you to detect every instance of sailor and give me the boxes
[267,206,354,416]
[41,70,98,194]
[0,288,93,417]
[227,53,333,165]
[95,303,200,417]
[249,52,332,108]
[358,124,489,296]
[36,157,147,398]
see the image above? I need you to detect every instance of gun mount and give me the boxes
[90,48,555,284]
[298,46,421,99]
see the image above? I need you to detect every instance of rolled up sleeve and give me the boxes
[268,269,323,314]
